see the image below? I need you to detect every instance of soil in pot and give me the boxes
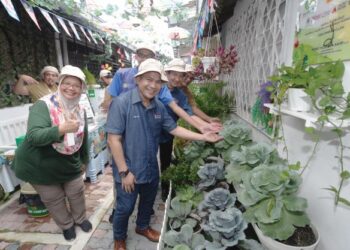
[279,225,316,247]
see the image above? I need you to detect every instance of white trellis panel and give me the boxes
[220,0,298,125]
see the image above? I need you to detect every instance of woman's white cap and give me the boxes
[134,58,168,82]
[164,58,186,72]
[40,66,59,79]
[59,65,86,85]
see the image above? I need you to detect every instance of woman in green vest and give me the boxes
[12,65,92,241]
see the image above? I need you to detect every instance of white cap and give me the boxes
[185,64,193,72]
[99,69,112,79]
[134,58,168,82]
[40,66,59,79]
[59,65,86,85]
[136,43,156,56]
[164,58,186,72]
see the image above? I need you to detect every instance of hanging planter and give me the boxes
[201,56,218,72]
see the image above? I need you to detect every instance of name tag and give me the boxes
[122,83,128,89]
[154,114,161,119]
[133,115,140,119]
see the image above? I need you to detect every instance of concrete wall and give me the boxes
[223,1,350,249]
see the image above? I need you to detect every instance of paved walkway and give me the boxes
[0,167,164,250]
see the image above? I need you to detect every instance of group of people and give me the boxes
[10,44,223,249]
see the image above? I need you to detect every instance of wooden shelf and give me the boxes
[264,103,350,128]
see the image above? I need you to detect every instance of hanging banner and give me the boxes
[56,15,71,37]
[39,8,59,33]
[79,26,91,42]
[20,0,40,29]
[68,21,81,40]
[87,29,98,44]
[294,0,350,64]
[1,0,19,21]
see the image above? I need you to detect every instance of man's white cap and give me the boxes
[185,64,193,72]
[40,66,59,79]
[134,58,168,82]
[59,65,86,85]
[164,58,186,72]
[99,69,112,79]
[136,43,156,56]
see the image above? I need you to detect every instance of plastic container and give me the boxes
[21,183,49,217]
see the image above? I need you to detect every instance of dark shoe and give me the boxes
[77,219,92,232]
[135,227,160,242]
[114,239,126,250]
[63,225,76,241]
[109,209,115,223]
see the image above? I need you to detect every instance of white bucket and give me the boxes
[287,88,312,112]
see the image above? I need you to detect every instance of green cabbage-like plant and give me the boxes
[198,188,236,213]
[168,197,198,230]
[226,142,285,184]
[197,157,225,190]
[237,164,310,240]
[201,207,248,248]
[163,224,206,250]
[214,122,252,162]
[176,185,204,208]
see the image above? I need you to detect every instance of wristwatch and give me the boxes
[119,169,129,178]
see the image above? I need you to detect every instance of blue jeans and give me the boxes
[113,178,159,240]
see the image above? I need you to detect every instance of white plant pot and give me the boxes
[287,88,312,112]
[252,224,320,250]
[201,56,218,72]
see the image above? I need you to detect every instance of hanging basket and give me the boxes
[201,56,218,72]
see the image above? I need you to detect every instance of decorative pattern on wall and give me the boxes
[220,0,296,125]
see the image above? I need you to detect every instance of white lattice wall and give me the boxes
[220,0,298,124]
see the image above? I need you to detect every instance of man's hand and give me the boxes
[209,117,221,123]
[122,172,136,193]
[200,122,223,133]
[203,132,224,143]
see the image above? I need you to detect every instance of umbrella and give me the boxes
[168,26,191,40]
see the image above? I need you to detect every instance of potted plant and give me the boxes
[237,163,320,250]
[268,60,312,112]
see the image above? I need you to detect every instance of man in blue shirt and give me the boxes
[106,44,211,132]
[106,59,222,250]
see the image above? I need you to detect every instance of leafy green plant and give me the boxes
[198,188,236,213]
[215,121,252,162]
[197,157,225,190]
[176,185,204,208]
[225,142,285,184]
[163,224,206,250]
[189,81,234,119]
[183,141,216,169]
[168,197,198,230]
[238,164,310,240]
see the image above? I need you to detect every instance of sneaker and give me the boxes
[63,225,76,241]
[109,209,115,223]
[77,219,92,232]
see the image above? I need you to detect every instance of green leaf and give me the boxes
[330,82,344,96]
[283,196,307,212]
[317,115,329,122]
[288,161,301,171]
[340,170,350,180]
[173,245,191,250]
[338,197,350,207]
[304,127,315,135]
[318,96,331,107]
[323,185,338,194]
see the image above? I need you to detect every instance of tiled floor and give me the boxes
[0,166,164,250]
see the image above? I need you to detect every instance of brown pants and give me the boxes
[32,176,87,230]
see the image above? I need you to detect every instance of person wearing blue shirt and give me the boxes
[106,59,222,250]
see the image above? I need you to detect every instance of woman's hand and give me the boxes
[58,117,80,135]
[122,172,136,193]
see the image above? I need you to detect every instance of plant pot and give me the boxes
[252,224,320,250]
[287,88,312,112]
[201,57,218,72]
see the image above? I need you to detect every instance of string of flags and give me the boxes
[0,0,105,45]
[192,0,216,53]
